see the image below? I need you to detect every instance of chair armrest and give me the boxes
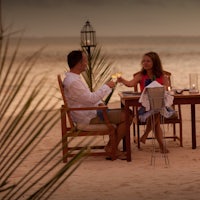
[62,105,114,130]
[68,106,108,111]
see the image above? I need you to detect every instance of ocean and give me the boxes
[8,36,200,105]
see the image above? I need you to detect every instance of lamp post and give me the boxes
[80,21,97,91]
[80,20,97,55]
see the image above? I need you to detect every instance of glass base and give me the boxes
[189,89,199,94]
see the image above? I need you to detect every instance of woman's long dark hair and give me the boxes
[141,52,164,78]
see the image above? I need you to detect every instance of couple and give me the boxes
[63,50,169,160]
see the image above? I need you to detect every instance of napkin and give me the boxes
[139,80,174,111]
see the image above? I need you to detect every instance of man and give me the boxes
[63,50,132,159]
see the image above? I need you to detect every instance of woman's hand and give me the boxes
[117,76,124,84]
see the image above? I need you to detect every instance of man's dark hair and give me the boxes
[67,50,83,69]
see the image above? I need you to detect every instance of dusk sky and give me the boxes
[2,0,200,37]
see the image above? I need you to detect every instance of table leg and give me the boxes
[125,104,131,161]
[191,104,196,149]
[121,102,126,152]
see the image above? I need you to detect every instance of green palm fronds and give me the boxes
[81,45,115,104]
[0,27,87,200]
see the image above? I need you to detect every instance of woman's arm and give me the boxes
[118,73,141,87]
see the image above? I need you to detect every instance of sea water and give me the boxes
[6,36,200,107]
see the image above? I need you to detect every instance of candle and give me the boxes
[192,84,196,89]
[87,39,90,45]
[168,86,171,91]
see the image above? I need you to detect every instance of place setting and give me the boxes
[166,73,199,95]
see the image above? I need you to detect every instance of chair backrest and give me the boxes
[57,74,74,128]
[57,74,68,106]
[146,87,165,111]
[133,70,172,92]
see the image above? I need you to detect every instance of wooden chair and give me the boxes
[57,74,117,163]
[132,71,183,148]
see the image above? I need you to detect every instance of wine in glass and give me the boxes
[111,74,117,82]
[116,72,122,78]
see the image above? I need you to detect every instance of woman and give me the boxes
[118,51,169,153]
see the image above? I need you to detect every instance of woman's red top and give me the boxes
[139,74,164,92]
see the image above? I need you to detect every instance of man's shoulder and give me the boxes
[63,72,81,87]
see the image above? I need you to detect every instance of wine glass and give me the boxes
[111,74,117,82]
[111,66,118,82]
[116,72,123,87]
[116,72,122,78]
[164,74,175,95]
[111,67,124,91]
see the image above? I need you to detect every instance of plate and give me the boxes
[175,88,189,94]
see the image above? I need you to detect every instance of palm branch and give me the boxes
[81,45,115,104]
[0,21,88,200]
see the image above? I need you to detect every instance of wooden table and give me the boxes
[119,91,200,162]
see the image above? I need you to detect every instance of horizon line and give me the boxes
[10,35,200,39]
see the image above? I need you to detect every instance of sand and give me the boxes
[50,103,200,200]
[1,103,200,200]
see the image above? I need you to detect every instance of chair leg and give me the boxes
[161,118,170,166]
[62,136,68,163]
[61,107,68,163]
[137,124,140,149]
[109,129,117,160]
[173,122,183,147]
[150,114,156,166]
[173,123,176,141]
[133,123,136,144]
[180,122,183,147]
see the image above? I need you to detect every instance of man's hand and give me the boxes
[98,103,105,106]
[106,80,116,89]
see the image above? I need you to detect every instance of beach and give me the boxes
[2,102,200,200]
[5,103,199,200]
[1,36,200,199]
[51,102,200,200]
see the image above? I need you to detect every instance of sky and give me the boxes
[2,0,200,37]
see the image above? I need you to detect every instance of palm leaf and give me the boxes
[81,45,115,104]
[0,22,90,200]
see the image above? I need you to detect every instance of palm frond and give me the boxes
[81,45,115,104]
[0,26,88,200]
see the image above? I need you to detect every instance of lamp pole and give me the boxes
[80,21,97,91]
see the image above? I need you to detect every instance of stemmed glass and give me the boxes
[111,73,117,82]
[164,74,175,95]
[111,66,122,86]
